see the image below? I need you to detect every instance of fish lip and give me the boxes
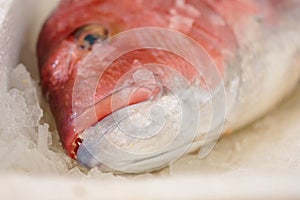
[77,143,179,173]
[77,131,193,173]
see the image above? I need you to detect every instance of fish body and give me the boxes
[38,0,300,172]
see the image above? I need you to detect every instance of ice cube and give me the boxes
[37,124,52,154]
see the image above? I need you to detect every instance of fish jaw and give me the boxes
[76,87,202,173]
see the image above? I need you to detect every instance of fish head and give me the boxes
[38,0,230,173]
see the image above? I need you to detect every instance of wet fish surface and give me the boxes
[38,0,300,173]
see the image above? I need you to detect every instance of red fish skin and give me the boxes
[38,0,284,159]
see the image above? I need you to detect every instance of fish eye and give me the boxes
[74,24,109,50]
[84,34,100,46]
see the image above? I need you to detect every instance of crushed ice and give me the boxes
[0,64,116,178]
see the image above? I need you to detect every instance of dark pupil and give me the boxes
[84,34,100,46]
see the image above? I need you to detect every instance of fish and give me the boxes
[38,0,300,173]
